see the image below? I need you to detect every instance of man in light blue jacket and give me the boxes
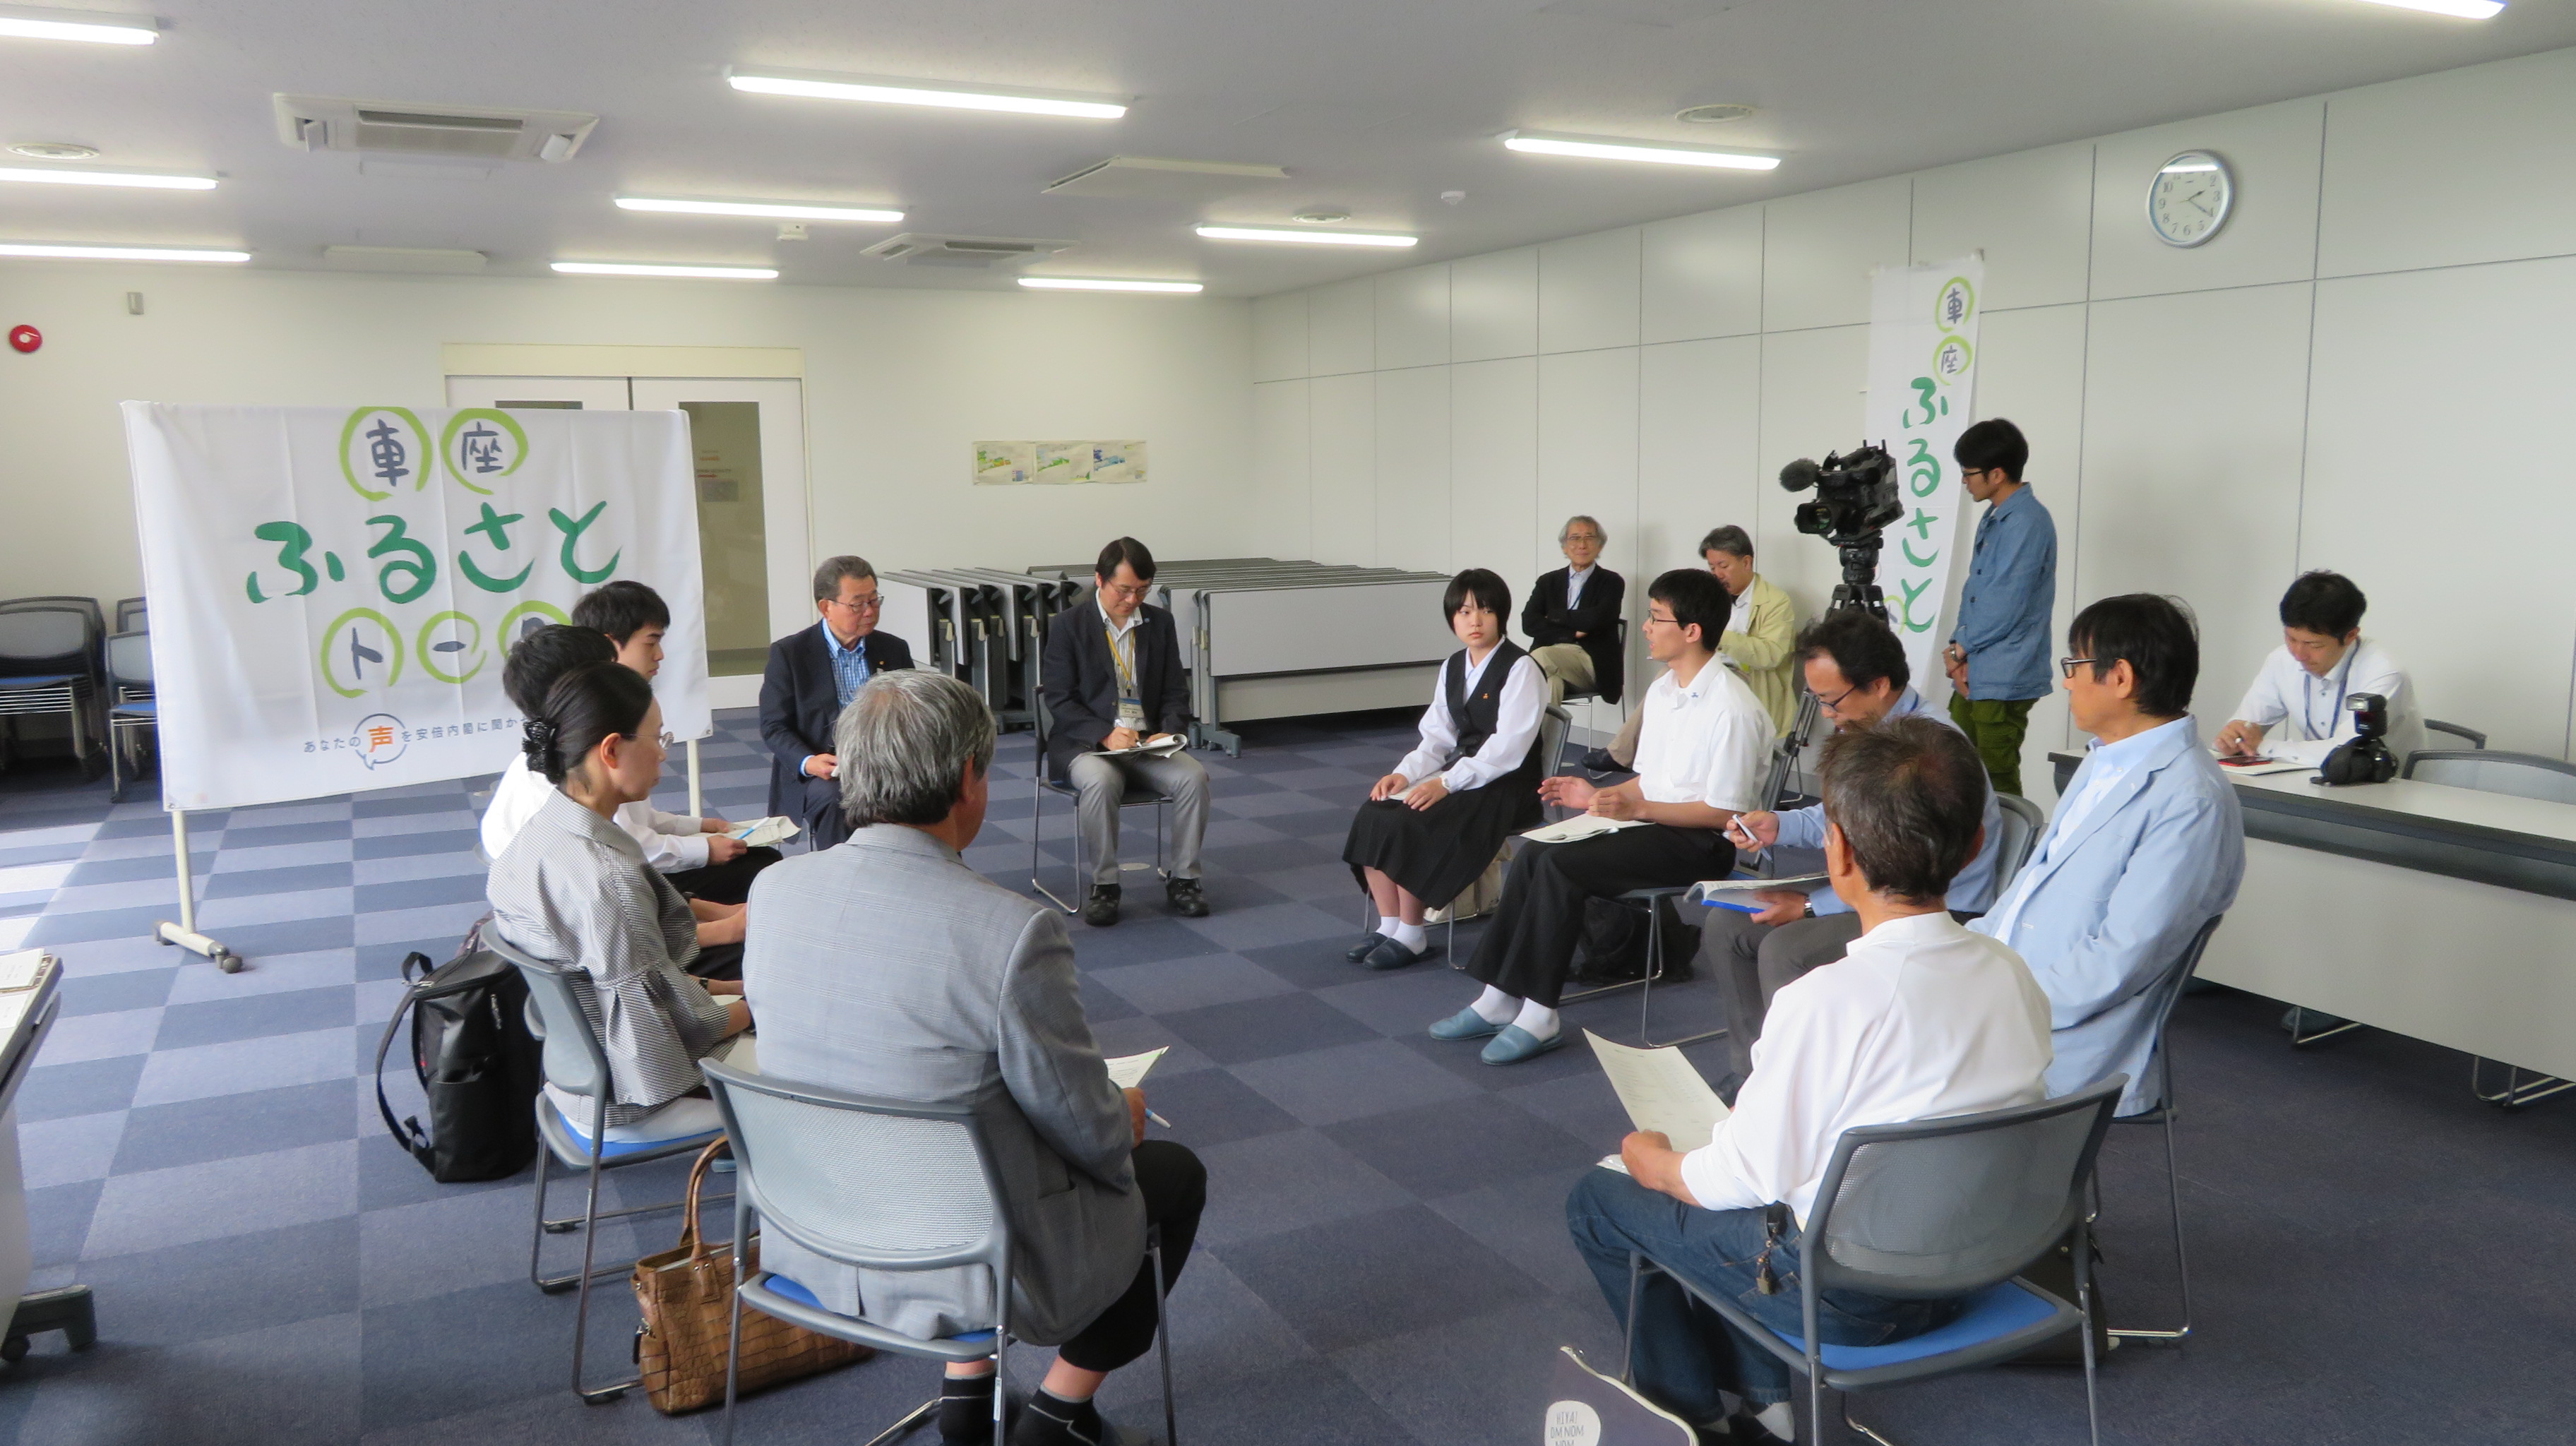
[1974,593,2244,1115]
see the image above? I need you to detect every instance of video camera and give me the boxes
[1778,444,1903,621]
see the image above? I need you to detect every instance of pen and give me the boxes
[1147,1109,1173,1130]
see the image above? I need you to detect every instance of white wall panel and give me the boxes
[1911,143,2094,313]
[2318,49,2576,280]
[1761,177,1912,333]
[2089,98,2322,302]
[1538,347,1640,735]
[1753,325,1870,621]
[1373,264,1451,371]
[1970,302,2091,796]
[1251,380,1313,562]
[1451,246,1539,362]
[1374,367,1453,573]
[2305,258,2576,758]
[1253,292,1310,381]
[1638,337,1760,582]
[1643,205,1764,345]
[1308,277,1376,376]
[1308,372,1376,566]
[1450,357,1540,592]
[1539,227,1643,354]
[2078,284,2313,735]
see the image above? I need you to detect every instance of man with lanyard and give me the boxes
[1039,537,1212,926]
[2215,569,2424,766]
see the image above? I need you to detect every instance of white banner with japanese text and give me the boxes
[122,403,710,811]
[1863,255,1984,698]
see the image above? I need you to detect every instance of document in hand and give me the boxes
[1105,1047,1167,1090]
[1095,736,1188,759]
[727,815,804,847]
[1586,1030,1731,1174]
[1522,814,1650,845]
[0,950,49,992]
[1688,875,1827,906]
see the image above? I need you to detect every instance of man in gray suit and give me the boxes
[744,669,1206,1446]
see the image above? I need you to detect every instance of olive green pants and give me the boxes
[1948,694,2036,799]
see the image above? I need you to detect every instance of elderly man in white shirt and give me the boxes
[2214,569,2423,766]
[1567,715,2052,1444]
[1433,568,1772,1065]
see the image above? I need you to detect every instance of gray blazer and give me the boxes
[741,824,1145,1345]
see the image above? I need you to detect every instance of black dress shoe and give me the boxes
[1362,937,1436,971]
[1166,877,1210,918]
[1083,885,1121,927]
[1581,746,1624,773]
[1344,932,1388,962]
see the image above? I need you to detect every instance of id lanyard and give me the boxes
[2300,650,2351,740]
[1105,619,1145,724]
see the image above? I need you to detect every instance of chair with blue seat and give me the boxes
[0,599,102,772]
[699,1056,1180,1446]
[1623,1075,2126,1445]
[487,929,732,1403]
[1027,638,1170,915]
[105,630,157,801]
[113,596,147,635]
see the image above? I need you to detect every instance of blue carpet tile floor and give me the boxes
[0,707,2572,1444]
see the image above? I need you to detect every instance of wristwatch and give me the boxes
[1801,900,1815,919]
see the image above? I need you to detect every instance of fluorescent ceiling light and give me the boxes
[1195,225,1416,248]
[2347,0,2502,16]
[0,242,244,261]
[1019,277,1203,293]
[0,6,159,44]
[617,196,902,223]
[551,261,778,280]
[727,68,1126,120]
[2159,160,2221,174]
[0,165,213,190]
[1502,131,1778,171]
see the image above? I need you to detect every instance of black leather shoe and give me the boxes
[1083,885,1121,927]
[1581,746,1624,773]
[1344,932,1388,962]
[1166,877,1210,918]
[1363,938,1436,971]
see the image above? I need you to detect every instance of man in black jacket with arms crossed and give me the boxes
[1523,514,1626,707]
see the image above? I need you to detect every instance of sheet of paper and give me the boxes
[0,950,50,992]
[1105,1047,1167,1090]
[2212,757,2313,777]
[1585,1030,1731,1153]
[1689,874,1827,904]
[1522,814,1650,845]
[729,815,803,847]
[1095,736,1186,759]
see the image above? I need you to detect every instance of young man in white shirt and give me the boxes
[2214,569,2424,766]
[1432,568,1772,1065]
[1567,716,2052,1444]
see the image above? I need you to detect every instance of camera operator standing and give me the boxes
[1942,419,2056,796]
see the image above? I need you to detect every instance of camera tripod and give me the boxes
[1758,535,1890,809]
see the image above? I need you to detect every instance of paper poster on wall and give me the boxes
[972,440,1147,485]
[121,402,711,811]
[1861,255,1984,698]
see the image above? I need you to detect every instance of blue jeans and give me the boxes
[1565,1169,1959,1424]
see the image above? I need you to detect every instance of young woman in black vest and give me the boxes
[1340,568,1551,970]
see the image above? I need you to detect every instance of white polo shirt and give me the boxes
[1629,653,1772,813]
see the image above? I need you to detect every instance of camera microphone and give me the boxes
[1779,458,1823,493]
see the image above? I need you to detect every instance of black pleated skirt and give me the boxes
[1342,775,1544,909]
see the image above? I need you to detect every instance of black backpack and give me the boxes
[372,921,544,1183]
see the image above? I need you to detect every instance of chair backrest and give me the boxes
[1537,703,1573,775]
[0,605,95,671]
[2403,749,2576,806]
[481,929,608,1099]
[0,595,103,632]
[1804,1075,2125,1301]
[1991,792,2046,892]
[2422,718,2484,751]
[701,1057,1011,1279]
[114,597,147,633]
[105,631,152,688]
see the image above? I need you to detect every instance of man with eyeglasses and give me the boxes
[1523,515,1626,707]
[1040,537,1212,926]
[1972,594,2242,1115]
[760,555,916,851]
[1696,609,2004,1092]
[1941,417,2056,797]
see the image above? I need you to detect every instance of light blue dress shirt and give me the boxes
[1972,715,2244,1113]
[1950,485,2057,702]
[823,621,871,707]
[1766,687,2005,915]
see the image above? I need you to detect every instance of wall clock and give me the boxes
[2147,150,2233,248]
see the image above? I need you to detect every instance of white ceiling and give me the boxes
[4,0,2573,297]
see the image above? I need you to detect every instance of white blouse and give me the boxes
[1392,650,1548,792]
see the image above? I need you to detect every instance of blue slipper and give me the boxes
[1343,931,1387,962]
[1363,938,1437,971]
[1429,1007,1506,1041]
[1481,1024,1566,1065]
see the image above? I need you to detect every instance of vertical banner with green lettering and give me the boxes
[121,402,710,811]
[1863,254,1984,698]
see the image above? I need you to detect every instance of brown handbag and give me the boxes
[632,1140,875,1414]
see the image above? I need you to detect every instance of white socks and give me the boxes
[1377,915,1403,940]
[1512,1000,1561,1041]
[1755,1402,1794,1440]
[1469,986,1517,1025]
[1388,920,1428,951]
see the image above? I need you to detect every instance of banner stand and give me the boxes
[687,739,703,820]
[153,810,240,972]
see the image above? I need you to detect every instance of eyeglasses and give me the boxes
[656,730,675,750]
[1563,533,1602,546]
[1815,682,1860,715]
[2058,656,2096,680]
[1099,582,1154,602]
[825,592,883,612]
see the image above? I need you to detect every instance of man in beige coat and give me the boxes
[1588,525,1798,768]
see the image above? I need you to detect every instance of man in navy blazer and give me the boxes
[1039,537,1210,927]
[1972,593,2243,1116]
[759,555,913,851]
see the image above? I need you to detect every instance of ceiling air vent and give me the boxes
[861,234,1074,269]
[1044,156,1288,201]
[273,95,599,163]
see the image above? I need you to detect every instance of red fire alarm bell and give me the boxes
[6,325,37,354]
